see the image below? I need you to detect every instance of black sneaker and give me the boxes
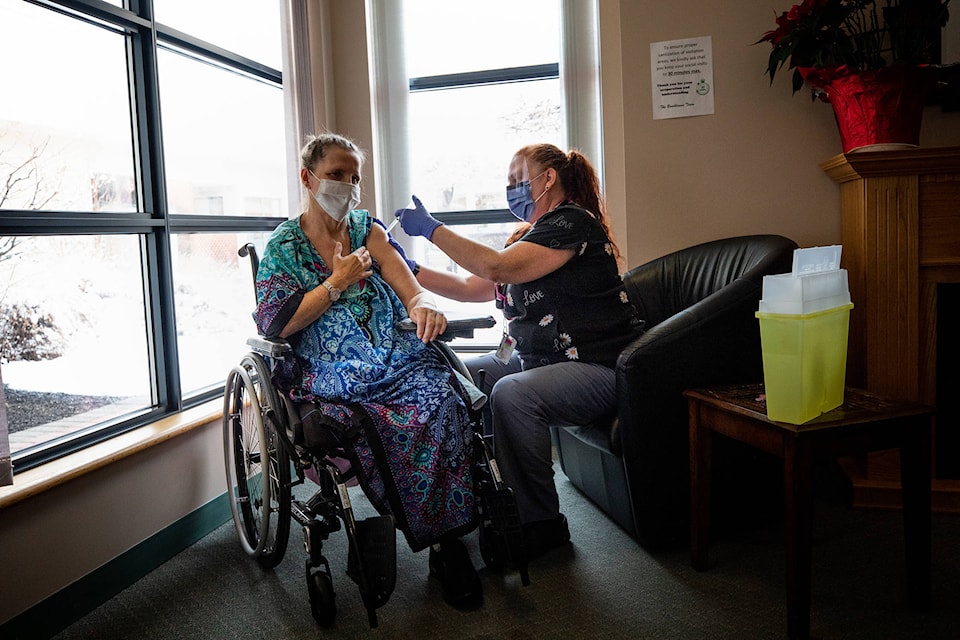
[522,514,571,559]
[428,538,483,609]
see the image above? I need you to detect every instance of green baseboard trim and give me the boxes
[1,493,231,640]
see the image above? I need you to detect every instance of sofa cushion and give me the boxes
[551,416,619,456]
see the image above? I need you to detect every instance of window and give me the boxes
[383,0,588,350]
[0,0,287,472]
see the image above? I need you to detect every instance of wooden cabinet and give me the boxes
[822,146,960,512]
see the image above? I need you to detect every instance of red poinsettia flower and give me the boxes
[756,0,951,94]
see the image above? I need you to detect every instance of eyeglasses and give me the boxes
[506,170,546,192]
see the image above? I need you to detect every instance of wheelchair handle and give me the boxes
[239,243,260,305]
[397,314,496,342]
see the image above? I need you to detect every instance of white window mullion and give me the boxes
[560,0,603,183]
[366,0,411,232]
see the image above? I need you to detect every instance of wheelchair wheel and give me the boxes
[307,561,337,627]
[431,340,472,381]
[223,354,292,568]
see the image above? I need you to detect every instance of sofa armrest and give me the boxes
[618,274,765,392]
[613,275,767,548]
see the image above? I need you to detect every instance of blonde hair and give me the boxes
[300,132,365,172]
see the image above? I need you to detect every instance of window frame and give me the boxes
[396,34,563,352]
[409,63,560,231]
[371,0,603,219]
[2,0,287,473]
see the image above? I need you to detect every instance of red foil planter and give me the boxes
[799,65,929,153]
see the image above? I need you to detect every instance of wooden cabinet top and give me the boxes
[821,146,960,183]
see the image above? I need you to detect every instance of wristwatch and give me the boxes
[322,280,341,302]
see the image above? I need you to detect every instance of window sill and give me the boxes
[0,400,221,512]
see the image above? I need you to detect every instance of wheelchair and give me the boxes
[222,244,529,629]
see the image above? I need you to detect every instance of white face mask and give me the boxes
[310,173,361,222]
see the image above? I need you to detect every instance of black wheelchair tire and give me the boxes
[222,354,292,568]
[307,563,337,627]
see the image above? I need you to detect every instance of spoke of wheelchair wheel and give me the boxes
[240,424,263,470]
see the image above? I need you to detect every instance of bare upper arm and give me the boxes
[367,222,422,307]
[492,240,576,284]
[416,266,496,302]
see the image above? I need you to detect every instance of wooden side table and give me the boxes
[684,384,933,640]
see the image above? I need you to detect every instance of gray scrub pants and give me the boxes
[464,352,617,524]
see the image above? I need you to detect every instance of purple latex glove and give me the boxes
[395,195,442,241]
[373,218,417,272]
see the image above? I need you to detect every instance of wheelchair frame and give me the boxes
[222,244,528,628]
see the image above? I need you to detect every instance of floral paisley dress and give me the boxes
[254,210,476,551]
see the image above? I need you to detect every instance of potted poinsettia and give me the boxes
[757,0,952,152]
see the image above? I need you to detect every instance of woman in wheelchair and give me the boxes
[253,132,482,609]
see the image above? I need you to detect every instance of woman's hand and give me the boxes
[408,303,447,343]
[330,242,373,288]
[279,243,372,339]
[395,195,443,240]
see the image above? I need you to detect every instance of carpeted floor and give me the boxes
[52,466,960,640]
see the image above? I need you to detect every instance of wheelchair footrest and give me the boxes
[478,485,530,586]
[346,514,397,627]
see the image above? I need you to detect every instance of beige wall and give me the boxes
[3,0,959,626]
[0,413,224,624]
[332,0,960,266]
[601,0,960,267]
[326,0,375,189]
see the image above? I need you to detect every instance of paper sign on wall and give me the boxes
[650,36,715,120]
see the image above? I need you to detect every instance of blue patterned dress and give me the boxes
[254,210,476,551]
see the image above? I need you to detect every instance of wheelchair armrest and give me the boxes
[397,313,496,341]
[246,335,294,358]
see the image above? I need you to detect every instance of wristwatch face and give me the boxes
[323,281,340,301]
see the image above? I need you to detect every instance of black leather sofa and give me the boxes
[553,234,799,550]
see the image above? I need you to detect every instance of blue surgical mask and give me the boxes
[505,171,546,222]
